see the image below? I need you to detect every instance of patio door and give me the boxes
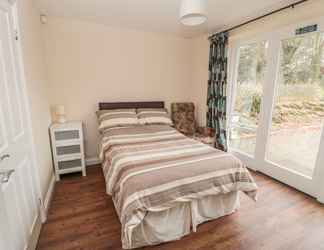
[228,17,324,201]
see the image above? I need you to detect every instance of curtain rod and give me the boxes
[208,0,309,40]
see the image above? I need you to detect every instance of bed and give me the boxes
[98,102,258,249]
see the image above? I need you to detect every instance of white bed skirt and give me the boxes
[124,191,240,249]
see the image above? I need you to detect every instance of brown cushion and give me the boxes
[171,103,196,135]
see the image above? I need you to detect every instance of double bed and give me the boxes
[98,102,258,249]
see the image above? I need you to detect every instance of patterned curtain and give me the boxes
[206,32,228,151]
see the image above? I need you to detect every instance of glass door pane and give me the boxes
[229,41,268,156]
[267,33,324,177]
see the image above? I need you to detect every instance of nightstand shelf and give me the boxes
[50,121,86,181]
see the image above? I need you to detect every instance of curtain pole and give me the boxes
[208,0,309,40]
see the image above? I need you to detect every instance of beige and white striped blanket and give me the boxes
[99,125,258,248]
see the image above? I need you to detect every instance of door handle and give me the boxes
[0,154,10,162]
[0,169,15,183]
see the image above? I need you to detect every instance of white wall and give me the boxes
[43,17,194,158]
[17,0,53,200]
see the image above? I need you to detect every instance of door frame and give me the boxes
[228,32,275,171]
[0,0,44,219]
[227,16,324,202]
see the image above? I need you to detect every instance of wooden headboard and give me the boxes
[98,101,165,110]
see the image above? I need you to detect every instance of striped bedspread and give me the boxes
[99,125,258,248]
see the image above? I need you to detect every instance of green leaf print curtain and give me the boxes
[207,32,228,151]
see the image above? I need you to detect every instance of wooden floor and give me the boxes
[37,165,324,250]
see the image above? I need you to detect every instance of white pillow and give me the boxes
[96,109,138,132]
[137,108,173,125]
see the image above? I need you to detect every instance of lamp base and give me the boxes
[57,116,66,124]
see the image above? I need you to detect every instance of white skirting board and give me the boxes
[41,160,98,220]
[40,160,99,222]
[27,214,42,250]
[28,175,55,249]
[41,174,56,222]
[86,157,101,166]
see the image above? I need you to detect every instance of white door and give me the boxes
[228,17,324,200]
[0,1,39,250]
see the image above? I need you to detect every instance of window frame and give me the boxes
[227,16,324,202]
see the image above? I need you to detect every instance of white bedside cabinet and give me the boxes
[49,121,86,181]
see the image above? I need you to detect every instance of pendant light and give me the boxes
[179,0,207,26]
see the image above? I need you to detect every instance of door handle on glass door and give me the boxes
[0,169,14,183]
[0,154,10,162]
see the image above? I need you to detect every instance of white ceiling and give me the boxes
[35,0,298,37]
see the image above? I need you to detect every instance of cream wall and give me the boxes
[190,35,209,126]
[191,0,324,126]
[43,17,194,159]
[17,0,53,199]
[39,0,324,161]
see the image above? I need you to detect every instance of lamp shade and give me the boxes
[179,0,207,26]
[55,105,65,116]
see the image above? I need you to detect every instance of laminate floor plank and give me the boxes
[37,166,324,250]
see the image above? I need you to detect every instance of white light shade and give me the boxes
[179,0,207,26]
[55,105,65,115]
[55,105,66,123]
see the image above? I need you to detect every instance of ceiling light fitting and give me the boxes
[179,0,207,26]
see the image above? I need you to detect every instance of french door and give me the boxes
[0,1,40,249]
[228,17,324,202]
